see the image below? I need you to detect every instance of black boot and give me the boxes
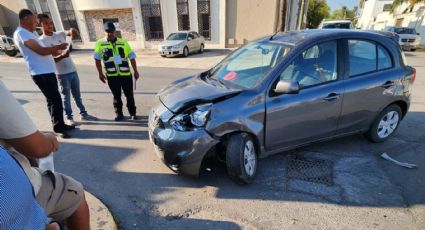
[115,113,125,121]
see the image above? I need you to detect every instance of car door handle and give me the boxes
[382,81,395,89]
[323,93,340,102]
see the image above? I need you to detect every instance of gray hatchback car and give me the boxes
[149,30,416,184]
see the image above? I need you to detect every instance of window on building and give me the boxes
[197,0,211,40]
[176,0,190,31]
[39,0,51,15]
[25,0,37,14]
[383,4,392,12]
[55,0,82,41]
[141,0,164,41]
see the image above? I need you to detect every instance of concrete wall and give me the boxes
[73,0,132,11]
[226,0,278,46]
[357,0,392,29]
[0,0,27,36]
[84,9,137,42]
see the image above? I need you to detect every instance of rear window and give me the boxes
[394,28,416,34]
[348,40,394,77]
[323,22,351,29]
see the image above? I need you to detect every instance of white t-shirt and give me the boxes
[39,32,76,75]
[13,27,56,76]
[0,80,43,194]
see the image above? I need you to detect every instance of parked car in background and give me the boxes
[318,20,353,29]
[149,29,415,184]
[158,31,205,57]
[384,26,421,51]
[0,35,19,57]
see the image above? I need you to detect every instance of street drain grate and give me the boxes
[286,155,334,186]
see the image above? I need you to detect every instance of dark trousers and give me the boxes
[107,76,136,116]
[32,73,65,132]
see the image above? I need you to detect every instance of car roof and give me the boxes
[269,29,398,46]
[322,20,352,23]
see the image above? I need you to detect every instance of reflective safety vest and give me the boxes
[94,37,134,77]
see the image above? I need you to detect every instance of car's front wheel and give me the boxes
[366,104,402,143]
[183,46,189,57]
[226,133,258,184]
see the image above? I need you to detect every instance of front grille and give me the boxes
[408,39,415,43]
[401,39,408,42]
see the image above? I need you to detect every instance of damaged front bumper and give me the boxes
[148,104,219,176]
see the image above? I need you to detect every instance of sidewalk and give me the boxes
[86,191,117,230]
[0,49,230,70]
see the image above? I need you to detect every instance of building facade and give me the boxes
[0,0,307,49]
[357,0,425,45]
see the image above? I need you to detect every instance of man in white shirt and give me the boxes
[0,79,89,230]
[38,14,97,126]
[13,9,74,138]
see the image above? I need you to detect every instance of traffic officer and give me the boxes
[94,22,140,121]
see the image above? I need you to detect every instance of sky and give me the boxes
[327,0,358,11]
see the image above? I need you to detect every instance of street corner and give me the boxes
[85,191,118,230]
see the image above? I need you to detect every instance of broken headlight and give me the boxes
[170,103,212,131]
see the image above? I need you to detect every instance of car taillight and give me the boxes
[412,67,416,83]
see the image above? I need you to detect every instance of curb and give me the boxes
[85,191,117,230]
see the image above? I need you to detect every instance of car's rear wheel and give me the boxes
[183,46,189,57]
[5,49,18,57]
[226,133,258,184]
[365,104,402,143]
[199,44,204,53]
[160,54,166,57]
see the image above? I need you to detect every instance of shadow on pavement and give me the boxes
[53,111,425,229]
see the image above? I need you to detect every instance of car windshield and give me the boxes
[393,28,416,34]
[322,22,351,29]
[167,33,187,40]
[209,40,291,89]
[7,38,13,44]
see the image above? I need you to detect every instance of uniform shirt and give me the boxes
[13,26,56,76]
[39,32,76,75]
[0,147,47,229]
[0,80,42,194]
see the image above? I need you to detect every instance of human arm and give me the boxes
[0,80,59,159]
[130,58,139,80]
[95,59,106,83]
[24,39,67,56]
[125,41,139,80]
[53,50,69,62]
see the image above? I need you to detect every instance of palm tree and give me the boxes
[391,0,425,13]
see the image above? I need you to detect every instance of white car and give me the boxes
[158,31,205,57]
[0,35,19,57]
[318,20,353,29]
[384,26,421,51]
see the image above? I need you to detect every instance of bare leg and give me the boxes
[66,195,90,230]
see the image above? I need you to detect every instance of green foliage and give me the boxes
[307,0,331,28]
[390,0,425,13]
[331,6,356,19]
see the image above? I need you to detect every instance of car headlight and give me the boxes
[170,103,212,131]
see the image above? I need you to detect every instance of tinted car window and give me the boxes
[188,33,195,40]
[348,40,376,76]
[167,33,187,40]
[378,45,393,70]
[280,41,337,88]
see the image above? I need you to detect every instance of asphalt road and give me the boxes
[1,52,425,230]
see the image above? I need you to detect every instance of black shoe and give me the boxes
[130,115,138,121]
[114,114,125,121]
[55,130,71,139]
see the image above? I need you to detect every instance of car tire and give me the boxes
[5,50,18,57]
[226,133,258,184]
[199,44,204,53]
[183,46,189,57]
[160,55,166,57]
[365,104,402,143]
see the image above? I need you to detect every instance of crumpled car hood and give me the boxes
[158,75,241,113]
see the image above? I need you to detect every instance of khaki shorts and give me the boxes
[36,170,84,221]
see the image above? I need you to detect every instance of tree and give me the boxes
[306,0,331,29]
[390,0,425,13]
[331,6,356,19]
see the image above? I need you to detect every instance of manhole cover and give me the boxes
[286,155,334,186]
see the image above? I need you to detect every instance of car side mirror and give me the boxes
[274,79,300,94]
[417,33,420,35]
[188,37,193,41]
